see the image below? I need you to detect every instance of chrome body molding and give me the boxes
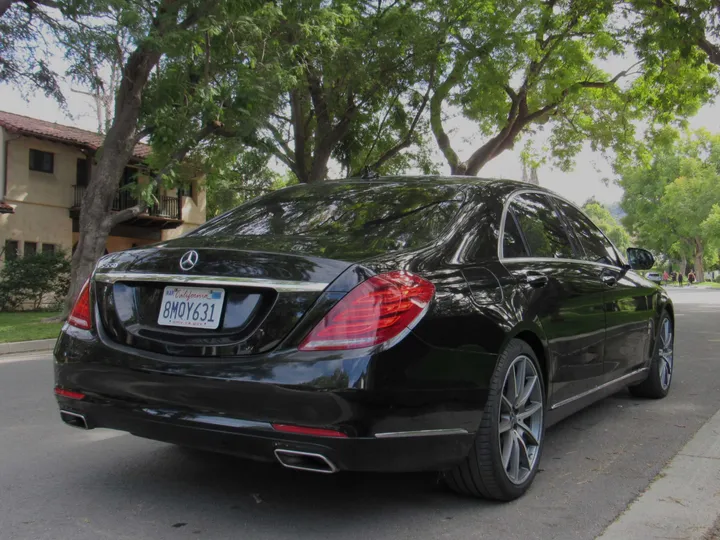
[550,368,649,410]
[93,272,329,292]
[374,428,470,438]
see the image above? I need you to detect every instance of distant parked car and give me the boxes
[646,272,663,283]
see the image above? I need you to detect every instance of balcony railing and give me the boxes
[73,185,182,220]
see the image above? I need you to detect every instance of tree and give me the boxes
[256,0,440,183]
[632,0,720,69]
[61,0,280,313]
[426,0,717,176]
[0,0,64,103]
[582,200,631,253]
[619,129,720,281]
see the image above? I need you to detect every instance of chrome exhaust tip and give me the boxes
[60,410,90,430]
[274,449,338,474]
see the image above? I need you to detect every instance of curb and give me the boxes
[596,408,720,540]
[0,338,56,355]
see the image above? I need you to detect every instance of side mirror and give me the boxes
[626,248,655,270]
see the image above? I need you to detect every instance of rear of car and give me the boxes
[54,180,477,473]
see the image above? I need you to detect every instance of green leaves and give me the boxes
[619,129,720,276]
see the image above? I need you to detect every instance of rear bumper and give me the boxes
[54,322,493,472]
[55,396,475,472]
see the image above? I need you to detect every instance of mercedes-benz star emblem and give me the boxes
[179,250,199,271]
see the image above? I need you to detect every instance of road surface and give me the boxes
[1,288,719,540]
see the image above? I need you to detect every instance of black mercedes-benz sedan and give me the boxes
[54,177,674,501]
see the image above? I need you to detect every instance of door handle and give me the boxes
[602,274,618,286]
[524,272,548,288]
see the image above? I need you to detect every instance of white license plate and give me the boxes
[157,286,225,329]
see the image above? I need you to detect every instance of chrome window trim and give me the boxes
[497,256,623,272]
[550,368,649,410]
[93,272,329,292]
[374,428,469,438]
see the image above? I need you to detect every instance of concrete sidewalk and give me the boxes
[597,408,720,539]
[0,338,56,355]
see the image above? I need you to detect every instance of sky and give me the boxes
[2,60,720,206]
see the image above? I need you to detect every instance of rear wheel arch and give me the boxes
[496,323,549,396]
[512,330,549,395]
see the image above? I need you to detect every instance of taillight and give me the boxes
[68,280,92,330]
[298,270,435,351]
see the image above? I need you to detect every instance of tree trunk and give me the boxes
[63,48,162,316]
[679,256,687,276]
[694,237,705,283]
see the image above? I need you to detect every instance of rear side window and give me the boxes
[554,200,619,266]
[190,182,464,251]
[502,210,529,258]
[506,193,574,259]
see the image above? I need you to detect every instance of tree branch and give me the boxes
[430,55,469,173]
[361,65,436,174]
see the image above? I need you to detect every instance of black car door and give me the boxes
[554,200,656,380]
[500,192,607,407]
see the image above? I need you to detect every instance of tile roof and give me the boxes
[0,110,151,160]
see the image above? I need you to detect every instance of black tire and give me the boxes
[442,339,545,501]
[629,313,674,399]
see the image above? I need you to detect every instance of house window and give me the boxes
[42,243,55,255]
[29,149,54,173]
[76,158,89,186]
[24,242,37,256]
[179,182,194,199]
[4,240,19,260]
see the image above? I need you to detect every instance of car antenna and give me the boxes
[361,167,380,180]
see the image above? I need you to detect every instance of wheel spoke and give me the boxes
[501,394,514,413]
[509,430,520,481]
[518,401,542,420]
[508,364,519,403]
[499,415,513,434]
[516,431,531,469]
[517,375,537,408]
[517,420,540,447]
[501,430,514,469]
[515,360,527,406]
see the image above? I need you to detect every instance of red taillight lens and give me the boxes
[272,424,348,438]
[54,387,85,400]
[68,280,92,330]
[298,270,435,351]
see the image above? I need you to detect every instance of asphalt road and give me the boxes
[1,288,719,540]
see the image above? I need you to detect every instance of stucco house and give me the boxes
[0,110,206,261]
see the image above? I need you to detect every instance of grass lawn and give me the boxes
[699,282,720,289]
[0,311,63,343]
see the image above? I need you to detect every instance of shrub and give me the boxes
[715,275,720,284]
[0,250,71,311]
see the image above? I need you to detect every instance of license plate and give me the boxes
[157,286,225,329]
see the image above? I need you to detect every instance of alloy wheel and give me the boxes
[498,355,543,485]
[658,318,674,390]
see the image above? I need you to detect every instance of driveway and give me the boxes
[1,288,719,540]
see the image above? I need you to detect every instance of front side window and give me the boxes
[29,149,54,173]
[554,199,619,266]
[506,193,574,259]
[24,242,37,256]
[42,243,55,255]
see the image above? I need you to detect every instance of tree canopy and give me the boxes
[619,129,720,280]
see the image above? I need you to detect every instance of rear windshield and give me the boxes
[189,182,464,251]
